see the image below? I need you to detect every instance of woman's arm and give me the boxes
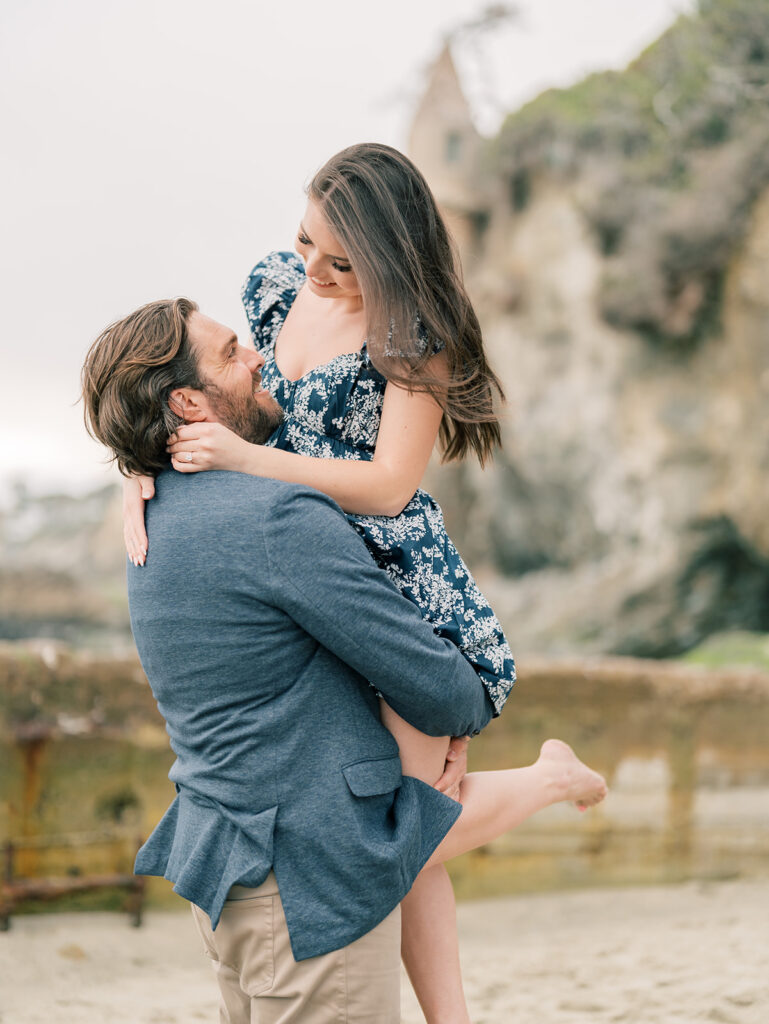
[122,474,156,565]
[168,354,447,517]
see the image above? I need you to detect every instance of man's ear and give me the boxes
[168,387,207,423]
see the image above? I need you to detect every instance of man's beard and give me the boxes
[204,376,284,445]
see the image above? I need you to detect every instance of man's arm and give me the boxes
[262,487,494,738]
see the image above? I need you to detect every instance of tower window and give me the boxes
[445,131,462,164]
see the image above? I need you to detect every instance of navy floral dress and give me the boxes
[242,251,515,716]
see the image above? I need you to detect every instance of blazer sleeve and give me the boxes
[261,487,494,738]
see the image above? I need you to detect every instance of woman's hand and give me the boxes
[166,422,253,474]
[123,474,155,566]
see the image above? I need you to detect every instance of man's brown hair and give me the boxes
[81,297,201,477]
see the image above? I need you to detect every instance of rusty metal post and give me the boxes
[127,836,145,928]
[14,725,51,879]
[0,840,14,930]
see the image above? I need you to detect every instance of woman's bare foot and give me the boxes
[537,738,608,810]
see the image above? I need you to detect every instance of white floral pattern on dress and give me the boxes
[241,251,515,715]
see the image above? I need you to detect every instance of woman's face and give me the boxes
[295,200,362,301]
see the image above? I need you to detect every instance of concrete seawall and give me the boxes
[2,643,767,901]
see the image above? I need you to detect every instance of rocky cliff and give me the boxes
[427,0,769,656]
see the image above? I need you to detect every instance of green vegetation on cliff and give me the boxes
[493,0,769,346]
[681,630,769,670]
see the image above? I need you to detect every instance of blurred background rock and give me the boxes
[418,0,769,659]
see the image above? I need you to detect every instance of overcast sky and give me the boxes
[0,0,693,496]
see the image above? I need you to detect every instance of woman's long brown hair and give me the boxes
[308,143,505,465]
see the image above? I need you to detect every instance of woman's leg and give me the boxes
[424,738,607,867]
[400,866,468,1024]
[381,705,608,1024]
[380,703,471,1024]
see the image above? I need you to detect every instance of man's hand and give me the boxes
[433,736,470,802]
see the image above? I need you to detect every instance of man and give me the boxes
[82,298,493,1022]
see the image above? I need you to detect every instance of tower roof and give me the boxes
[408,43,485,216]
[409,43,478,152]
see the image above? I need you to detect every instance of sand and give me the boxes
[1,880,767,1023]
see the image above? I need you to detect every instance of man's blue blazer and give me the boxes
[128,470,493,961]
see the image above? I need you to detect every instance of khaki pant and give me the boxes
[190,873,402,1023]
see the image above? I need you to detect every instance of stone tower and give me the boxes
[408,43,489,253]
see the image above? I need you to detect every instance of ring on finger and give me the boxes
[186,452,193,463]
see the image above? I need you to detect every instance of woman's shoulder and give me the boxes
[417,318,445,356]
[383,317,445,360]
[242,251,304,302]
[241,251,305,346]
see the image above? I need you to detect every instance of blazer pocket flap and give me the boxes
[342,755,403,797]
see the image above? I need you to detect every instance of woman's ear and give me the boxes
[168,388,207,422]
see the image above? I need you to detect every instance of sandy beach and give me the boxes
[1,880,767,1023]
